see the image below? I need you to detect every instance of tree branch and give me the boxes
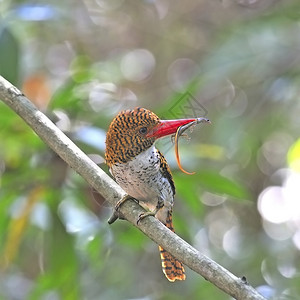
[0,76,266,300]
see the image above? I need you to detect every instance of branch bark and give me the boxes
[0,76,266,300]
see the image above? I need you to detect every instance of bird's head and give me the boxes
[105,107,205,167]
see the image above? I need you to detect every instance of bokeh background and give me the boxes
[1,0,300,299]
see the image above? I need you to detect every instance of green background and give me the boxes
[1,1,300,299]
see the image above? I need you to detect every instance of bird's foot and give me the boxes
[107,195,138,224]
[137,199,164,225]
[137,211,156,225]
[115,194,138,211]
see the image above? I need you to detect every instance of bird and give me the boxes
[105,107,209,282]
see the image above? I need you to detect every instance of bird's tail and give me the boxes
[159,211,186,282]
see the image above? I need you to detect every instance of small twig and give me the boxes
[0,76,266,300]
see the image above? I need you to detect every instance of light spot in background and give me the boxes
[261,259,274,286]
[121,49,155,82]
[257,133,293,176]
[57,199,113,248]
[58,199,101,235]
[95,0,124,11]
[168,58,199,92]
[88,82,137,112]
[256,285,275,299]
[193,228,211,257]
[53,110,71,132]
[16,4,55,21]
[226,131,252,167]
[258,186,291,224]
[248,27,278,57]
[223,226,243,258]
[88,82,117,111]
[269,168,290,186]
[256,148,274,176]
[201,191,226,206]
[31,202,51,230]
[267,77,295,103]
[205,208,238,249]
[292,229,300,250]
[74,126,106,151]
[1,274,33,300]
[45,43,74,78]
[258,171,300,236]
[226,87,248,118]
[262,221,294,241]
[215,81,248,118]
[9,196,27,219]
[283,171,300,222]
[277,259,297,279]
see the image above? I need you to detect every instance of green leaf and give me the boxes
[175,175,203,214]
[0,27,19,85]
[50,80,83,113]
[29,210,81,300]
[116,225,147,250]
[175,170,250,201]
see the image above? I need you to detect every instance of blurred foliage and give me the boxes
[1,0,300,299]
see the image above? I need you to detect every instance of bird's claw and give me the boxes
[137,211,155,225]
[108,195,138,224]
[115,194,139,211]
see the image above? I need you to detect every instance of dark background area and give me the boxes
[1,0,300,299]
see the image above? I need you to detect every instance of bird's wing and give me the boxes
[157,150,175,197]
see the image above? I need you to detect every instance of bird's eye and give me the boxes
[139,127,147,134]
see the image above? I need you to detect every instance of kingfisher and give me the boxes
[105,107,209,282]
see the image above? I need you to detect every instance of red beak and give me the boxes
[146,117,209,139]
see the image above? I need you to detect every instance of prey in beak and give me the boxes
[147,117,211,174]
[174,117,211,175]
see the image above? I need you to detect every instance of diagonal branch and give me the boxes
[0,76,266,300]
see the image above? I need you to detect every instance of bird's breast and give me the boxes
[110,145,174,210]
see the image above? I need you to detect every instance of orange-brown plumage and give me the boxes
[159,211,186,281]
[105,107,190,282]
[105,108,160,167]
